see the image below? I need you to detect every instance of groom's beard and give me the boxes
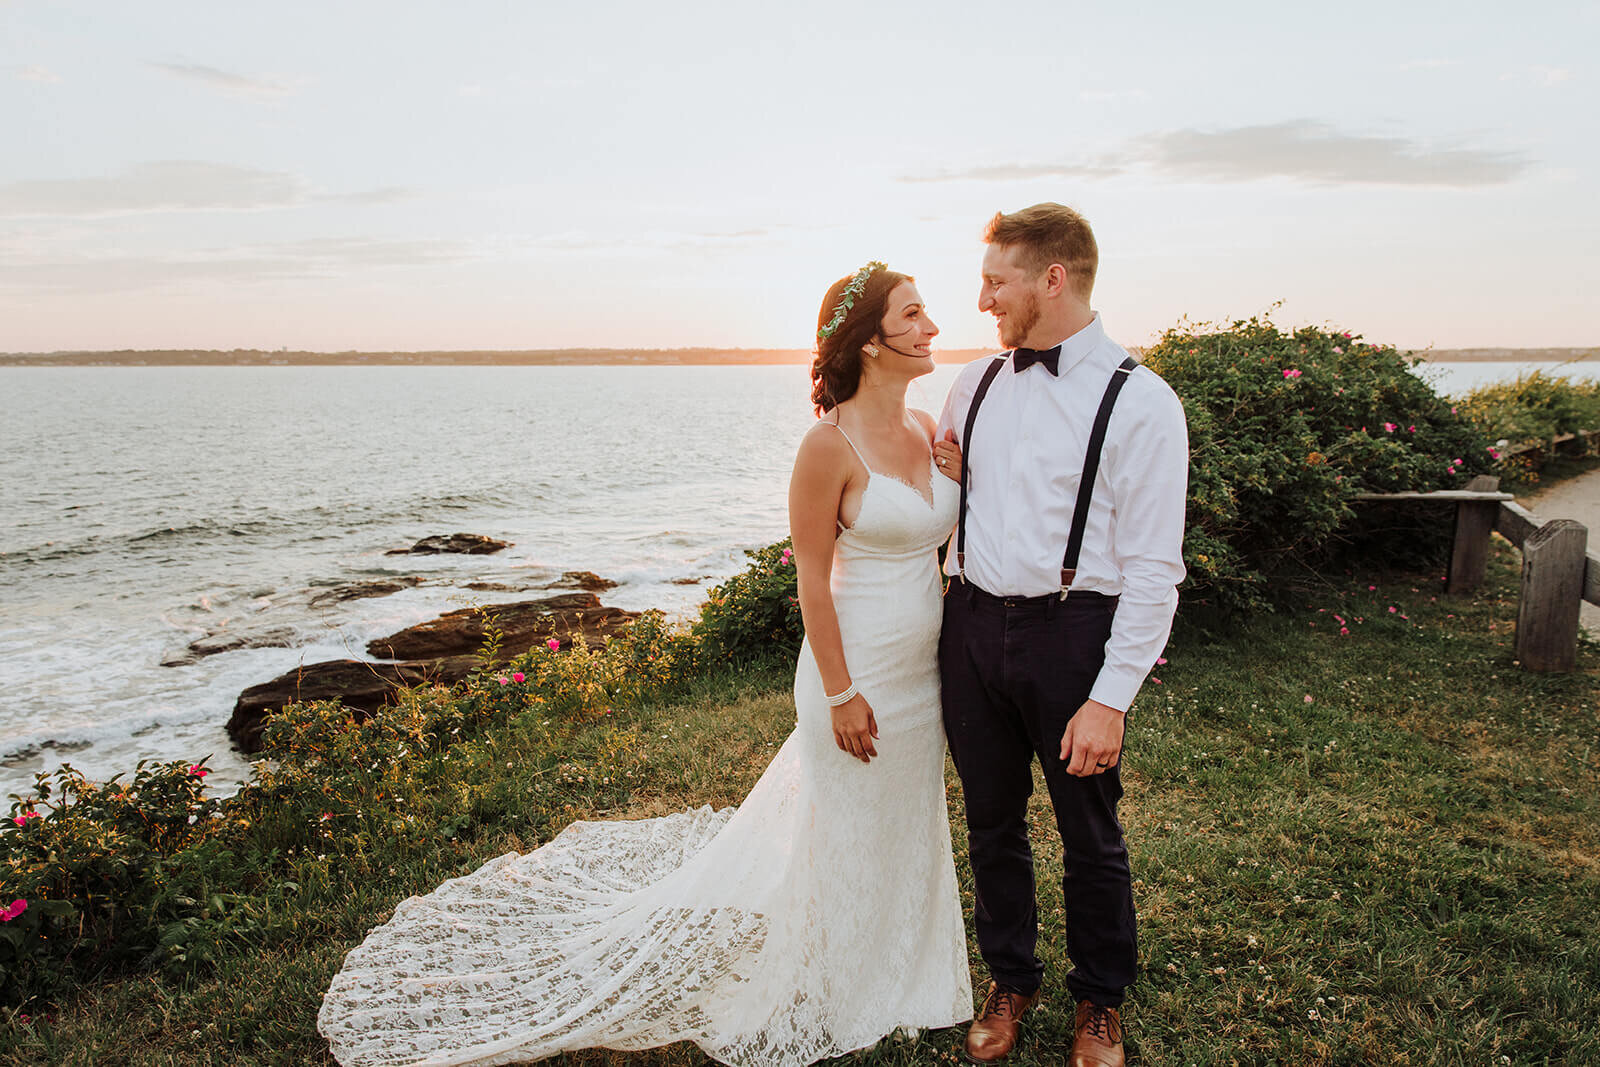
[997,291,1040,349]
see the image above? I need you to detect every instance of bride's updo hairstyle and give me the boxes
[810,263,911,414]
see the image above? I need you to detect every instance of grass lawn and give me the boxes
[4,542,1597,1066]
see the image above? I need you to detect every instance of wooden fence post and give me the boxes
[1515,519,1589,672]
[1447,474,1502,594]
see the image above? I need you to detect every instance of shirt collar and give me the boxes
[1047,312,1107,378]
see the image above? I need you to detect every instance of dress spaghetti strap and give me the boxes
[821,420,870,470]
[822,420,868,533]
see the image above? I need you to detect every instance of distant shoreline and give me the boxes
[0,345,1593,368]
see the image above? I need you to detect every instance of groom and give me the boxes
[937,203,1188,1066]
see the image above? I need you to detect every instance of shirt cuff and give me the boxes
[1087,670,1143,715]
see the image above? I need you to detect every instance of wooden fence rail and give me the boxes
[1357,465,1599,671]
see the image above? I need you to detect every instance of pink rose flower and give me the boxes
[546,638,560,651]
[12,811,41,826]
[0,899,26,922]
[511,672,525,683]
[1383,422,1397,433]
[1282,368,1301,379]
[496,676,509,686]
[188,765,208,777]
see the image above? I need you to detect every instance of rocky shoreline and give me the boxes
[210,535,645,753]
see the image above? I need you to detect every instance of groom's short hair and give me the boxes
[984,203,1098,300]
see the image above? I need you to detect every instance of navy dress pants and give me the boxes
[939,581,1137,1007]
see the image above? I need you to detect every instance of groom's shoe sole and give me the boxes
[962,982,1039,1063]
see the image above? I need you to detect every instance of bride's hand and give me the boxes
[831,694,879,763]
[934,429,962,483]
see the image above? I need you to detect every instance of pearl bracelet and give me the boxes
[824,681,858,707]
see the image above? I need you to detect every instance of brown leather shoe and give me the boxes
[1069,1000,1124,1067]
[963,981,1039,1062]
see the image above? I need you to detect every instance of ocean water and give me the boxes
[0,359,1590,799]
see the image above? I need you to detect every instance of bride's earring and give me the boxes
[863,343,879,359]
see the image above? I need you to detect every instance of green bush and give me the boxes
[691,539,801,667]
[1456,367,1600,455]
[0,759,225,1000]
[1143,318,1495,612]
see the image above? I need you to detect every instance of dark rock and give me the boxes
[162,626,298,667]
[384,533,510,556]
[308,576,424,607]
[229,590,639,755]
[366,592,637,660]
[226,656,478,754]
[463,581,527,592]
[671,576,706,585]
[559,570,617,592]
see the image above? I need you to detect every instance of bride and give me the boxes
[318,262,971,1066]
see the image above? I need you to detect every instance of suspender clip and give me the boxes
[1059,568,1077,600]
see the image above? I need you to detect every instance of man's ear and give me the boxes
[1042,262,1069,298]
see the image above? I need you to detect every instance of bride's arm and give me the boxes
[788,424,878,763]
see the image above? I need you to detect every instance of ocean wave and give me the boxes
[1,490,536,564]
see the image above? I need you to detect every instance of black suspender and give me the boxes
[954,356,1007,576]
[955,353,1139,598]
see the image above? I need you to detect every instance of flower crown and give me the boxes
[816,260,888,341]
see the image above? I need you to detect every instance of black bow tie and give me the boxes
[1012,345,1062,375]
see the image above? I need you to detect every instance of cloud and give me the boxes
[149,62,290,97]
[16,65,61,83]
[900,120,1529,189]
[0,162,411,218]
[1078,88,1149,102]
[0,161,303,217]
[1526,65,1572,86]
[902,161,1127,183]
[1133,121,1529,186]
[524,226,778,253]
[0,236,479,293]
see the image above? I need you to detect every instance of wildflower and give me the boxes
[547,638,560,651]
[496,676,509,686]
[1156,657,1167,666]
[0,899,26,922]
[511,672,525,683]
[1282,368,1301,379]
[12,811,41,826]
[1331,346,1343,354]
[1407,425,1416,433]
[1388,606,1397,614]
[1339,627,1349,636]
[1383,422,1397,433]
[1304,695,1314,704]
[188,764,208,778]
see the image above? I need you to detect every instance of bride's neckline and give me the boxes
[823,418,936,509]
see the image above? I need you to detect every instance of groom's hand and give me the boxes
[1060,699,1125,776]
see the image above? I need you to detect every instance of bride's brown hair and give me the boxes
[809,266,911,414]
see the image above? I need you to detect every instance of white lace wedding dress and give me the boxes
[318,439,971,1067]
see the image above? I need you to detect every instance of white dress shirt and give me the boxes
[937,313,1189,714]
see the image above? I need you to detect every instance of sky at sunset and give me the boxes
[2,0,1595,354]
